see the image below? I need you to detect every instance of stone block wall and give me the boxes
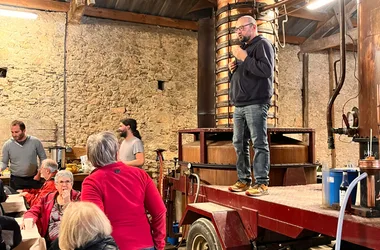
[0,10,66,146]
[0,8,197,176]
[65,17,198,175]
[278,45,359,168]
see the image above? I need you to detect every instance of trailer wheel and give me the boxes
[187,218,222,250]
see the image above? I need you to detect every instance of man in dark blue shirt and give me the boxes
[228,15,274,196]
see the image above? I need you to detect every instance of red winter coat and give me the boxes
[23,190,81,237]
[23,179,57,208]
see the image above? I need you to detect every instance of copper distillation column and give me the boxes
[215,0,279,127]
[356,0,380,213]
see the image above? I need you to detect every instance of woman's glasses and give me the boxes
[57,180,72,185]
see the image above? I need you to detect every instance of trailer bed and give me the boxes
[182,182,380,249]
[209,184,380,228]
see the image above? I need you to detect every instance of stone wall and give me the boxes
[278,45,359,168]
[0,9,66,148]
[65,17,198,175]
[0,8,197,176]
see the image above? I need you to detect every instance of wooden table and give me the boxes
[14,217,46,250]
[1,194,26,213]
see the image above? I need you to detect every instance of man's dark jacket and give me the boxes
[229,35,275,107]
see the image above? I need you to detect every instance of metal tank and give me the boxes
[357,0,380,212]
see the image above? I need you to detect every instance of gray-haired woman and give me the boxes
[22,170,81,247]
[82,131,166,250]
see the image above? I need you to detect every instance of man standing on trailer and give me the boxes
[227,15,274,196]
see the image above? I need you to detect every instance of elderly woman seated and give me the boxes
[21,170,81,246]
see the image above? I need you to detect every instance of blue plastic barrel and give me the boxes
[328,169,358,206]
[167,223,179,245]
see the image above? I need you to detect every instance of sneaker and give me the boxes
[245,184,269,196]
[228,181,249,192]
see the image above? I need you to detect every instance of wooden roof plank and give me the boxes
[279,35,306,45]
[84,7,198,31]
[0,0,69,12]
[300,28,357,53]
[303,0,357,43]
[282,8,330,22]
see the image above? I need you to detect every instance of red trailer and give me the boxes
[164,128,380,250]
[166,178,380,249]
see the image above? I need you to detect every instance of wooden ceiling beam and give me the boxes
[283,8,330,22]
[300,28,357,53]
[0,0,198,30]
[84,7,198,31]
[279,35,307,45]
[0,0,69,12]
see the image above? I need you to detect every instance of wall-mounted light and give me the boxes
[0,8,38,19]
[306,0,335,10]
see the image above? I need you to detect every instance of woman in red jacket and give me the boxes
[22,170,81,246]
[82,131,166,250]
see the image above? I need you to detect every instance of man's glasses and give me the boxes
[57,180,72,185]
[234,23,253,33]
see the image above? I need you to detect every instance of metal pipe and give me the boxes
[302,53,309,129]
[190,173,201,203]
[327,0,346,149]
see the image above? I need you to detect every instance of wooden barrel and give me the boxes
[182,140,315,186]
[215,0,279,128]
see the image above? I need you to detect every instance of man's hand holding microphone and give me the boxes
[229,46,248,73]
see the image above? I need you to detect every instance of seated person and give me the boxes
[21,170,80,246]
[18,159,58,208]
[0,216,21,250]
[49,201,118,250]
[0,180,7,216]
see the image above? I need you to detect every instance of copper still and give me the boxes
[215,0,279,127]
[357,0,380,211]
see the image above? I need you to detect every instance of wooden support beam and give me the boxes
[0,0,198,30]
[282,8,329,22]
[279,35,307,45]
[300,28,357,53]
[0,0,69,12]
[84,7,198,31]
[68,0,86,24]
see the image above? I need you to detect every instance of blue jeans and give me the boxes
[233,104,270,185]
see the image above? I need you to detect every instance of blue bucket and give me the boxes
[167,223,179,245]
[328,169,358,206]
